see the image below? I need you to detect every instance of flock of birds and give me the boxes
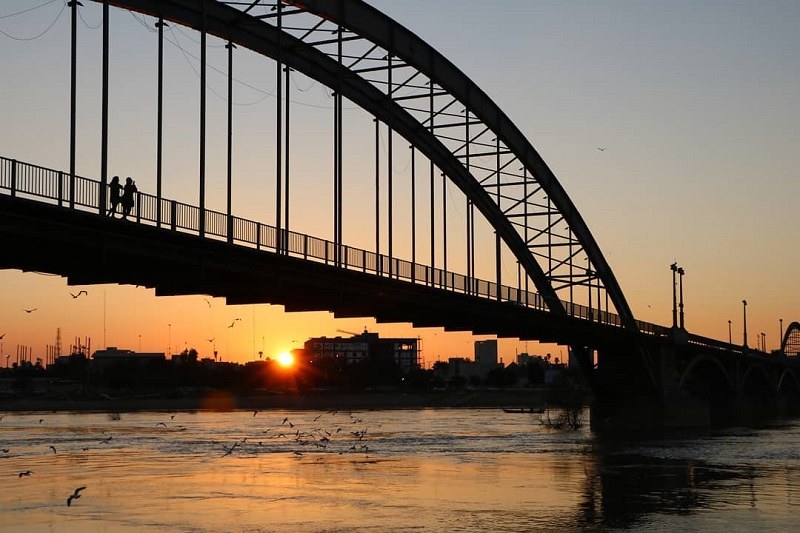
[3,408,379,509]
[6,289,247,348]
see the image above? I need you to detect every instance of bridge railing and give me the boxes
[1,155,682,341]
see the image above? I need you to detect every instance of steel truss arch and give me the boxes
[95,0,637,330]
[781,321,800,357]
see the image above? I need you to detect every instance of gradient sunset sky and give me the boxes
[1,0,798,364]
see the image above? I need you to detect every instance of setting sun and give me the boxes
[276,351,294,368]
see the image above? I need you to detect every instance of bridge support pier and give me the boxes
[590,391,711,433]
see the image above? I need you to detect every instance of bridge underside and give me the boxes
[0,196,634,350]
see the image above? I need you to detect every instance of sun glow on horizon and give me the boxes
[276,351,295,368]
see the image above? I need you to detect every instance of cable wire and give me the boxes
[0,1,65,41]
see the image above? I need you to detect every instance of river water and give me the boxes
[1,407,799,532]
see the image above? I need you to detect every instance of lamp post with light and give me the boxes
[670,263,678,328]
[742,300,748,348]
[677,266,685,329]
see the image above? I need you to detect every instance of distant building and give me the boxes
[474,339,499,372]
[303,330,420,372]
[516,352,533,365]
[91,347,165,374]
[443,357,481,381]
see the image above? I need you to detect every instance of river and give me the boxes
[1,407,799,532]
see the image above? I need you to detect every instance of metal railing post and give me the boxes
[256,222,261,249]
[99,175,107,214]
[10,159,17,197]
[136,192,141,223]
[58,171,64,206]
[170,200,177,230]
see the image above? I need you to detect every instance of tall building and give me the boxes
[474,339,499,372]
[303,330,420,372]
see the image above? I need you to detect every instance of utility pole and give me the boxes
[742,300,748,348]
[670,262,678,328]
[677,266,685,329]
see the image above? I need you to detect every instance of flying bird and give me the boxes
[18,470,33,478]
[67,486,86,506]
[0,333,5,340]
[49,445,57,454]
[596,147,607,152]
[155,422,167,427]
[204,298,212,308]
[2,448,9,453]
[23,308,37,313]
[70,290,88,299]
[227,318,242,328]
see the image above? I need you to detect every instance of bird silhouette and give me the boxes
[49,445,57,454]
[155,422,167,428]
[204,298,212,308]
[2,448,9,453]
[596,147,607,152]
[227,318,242,328]
[67,486,86,506]
[99,436,112,444]
[18,470,33,478]
[23,308,37,313]
[253,410,259,417]
[69,290,88,299]
[206,338,215,343]
[0,333,5,340]
[222,441,239,457]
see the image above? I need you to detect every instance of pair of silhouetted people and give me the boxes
[107,176,137,219]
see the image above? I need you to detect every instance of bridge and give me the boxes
[1,0,798,430]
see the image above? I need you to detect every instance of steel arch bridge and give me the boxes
[90,0,634,331]
[4,1,800,429]
[781,322,800,357]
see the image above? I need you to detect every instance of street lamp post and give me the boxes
[728,320,732,344]
[670,263,678,328]
[742,300,748,348]
[677,266,685,329]
[780,318,784,353]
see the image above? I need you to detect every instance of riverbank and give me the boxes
[0,388,579,413]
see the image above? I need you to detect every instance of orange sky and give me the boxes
[1,1,797,364]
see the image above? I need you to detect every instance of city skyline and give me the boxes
[1,0,798,363]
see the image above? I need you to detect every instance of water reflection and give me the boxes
[0,409,799,531]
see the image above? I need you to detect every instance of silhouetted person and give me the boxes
[121,177,137,220]
[107,176,122,217]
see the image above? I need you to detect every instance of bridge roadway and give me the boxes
[3,167,800,430]
[0,193,632,349]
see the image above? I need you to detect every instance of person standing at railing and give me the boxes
[121,177,137,220]
[107,175,122,217]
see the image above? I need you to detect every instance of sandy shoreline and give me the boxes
[0,389,564,413]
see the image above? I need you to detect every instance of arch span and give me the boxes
[95,0,638,331]
[740,363,776,396]
[677,355,734,395]
[781,321,800,357]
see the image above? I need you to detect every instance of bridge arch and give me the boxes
[781,322,800,357]
[677,354,734,396]
[94,0,637,330]
[740,363,776,396]
[778,368,800,396]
